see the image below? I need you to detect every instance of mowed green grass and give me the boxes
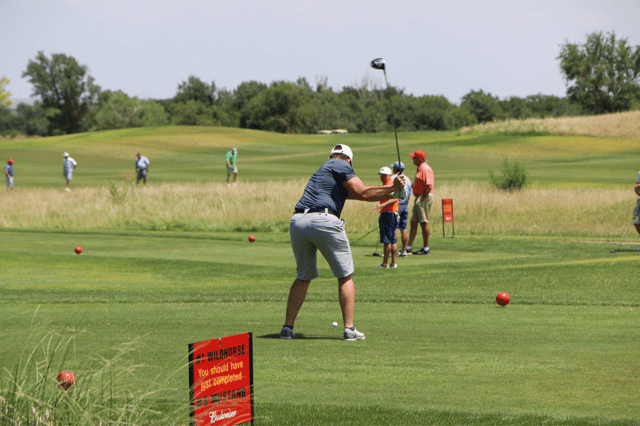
[2,126,640,424]
[2,126,640,188]
[1,230,639,424]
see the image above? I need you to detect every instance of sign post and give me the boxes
[442,198,454,238]
[188,333,254,426]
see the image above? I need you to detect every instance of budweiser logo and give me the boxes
[208,410,237,424]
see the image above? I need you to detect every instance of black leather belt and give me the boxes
[294,208,338,217]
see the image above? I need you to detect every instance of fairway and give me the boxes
[1,230,639,425]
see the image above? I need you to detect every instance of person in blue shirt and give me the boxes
[5,158,14,192]
[281,144,405,341]
[391,161,412,256]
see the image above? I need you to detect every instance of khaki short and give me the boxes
[411,194,433,223]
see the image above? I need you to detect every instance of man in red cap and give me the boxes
[5,158,14,192]
[407,149,434,255]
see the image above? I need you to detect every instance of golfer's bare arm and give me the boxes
[344,176,404,202]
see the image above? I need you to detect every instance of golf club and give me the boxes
[373,238,380,256]
[350,225,380,246]
[610,213,638,253]
[370,58,402,168]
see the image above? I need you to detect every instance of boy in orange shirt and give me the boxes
[374,167,400,268]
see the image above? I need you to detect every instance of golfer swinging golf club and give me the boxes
[281,144,405,340]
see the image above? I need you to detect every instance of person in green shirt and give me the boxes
[226,148,238,185]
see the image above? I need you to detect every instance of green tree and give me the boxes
[234,81,268,128]
[22,51,100,134]
[95,91,168,130]
[558,31,640,114]
[243,81,315,133]
[14,102,54,136]
[130,100,170,128]
[174,76,216,106]
[0,76,12,108]
[460,89,505,123]
[525,94,582,117]
[312,87,357,132]
[501,96,533,119]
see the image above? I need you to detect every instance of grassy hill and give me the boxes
[2,122,640,189]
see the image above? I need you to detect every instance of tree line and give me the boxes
[1,31,639,137]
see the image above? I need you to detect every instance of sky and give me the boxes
[2,0,640,105]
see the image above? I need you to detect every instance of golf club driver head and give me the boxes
[372,252,380,256]
[370,58,386,71]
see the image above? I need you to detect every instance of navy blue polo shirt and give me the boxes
[295,159,356,218]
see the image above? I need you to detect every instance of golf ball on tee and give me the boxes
[332,322,338,327]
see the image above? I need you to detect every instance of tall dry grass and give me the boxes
[1,181,637,238]
[0,324,190,425]
[459,110,640,139]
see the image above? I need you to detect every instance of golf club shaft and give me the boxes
[382,69,402,168]
[350,225,380,245]
[611,213,638,252]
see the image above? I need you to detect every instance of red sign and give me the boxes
[442,198,454,222]
[189,333,254,426]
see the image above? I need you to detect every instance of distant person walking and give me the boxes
[135,153,150,186]
[5,158,14,192]
[373,166,400,268]
[391,161,412,256]
[63,153,77,192]
[406,149,434,255]
[281,144,405,341]
[226,148,238,185]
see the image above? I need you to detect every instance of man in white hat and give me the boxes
[63,153,77,192]
[281,144,405,341]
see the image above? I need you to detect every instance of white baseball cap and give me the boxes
[378,166,392,175]
[63,152,69,157]
[330,144,353,160]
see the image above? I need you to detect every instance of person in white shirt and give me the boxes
[63,153,77,192]
[135,153,150,186]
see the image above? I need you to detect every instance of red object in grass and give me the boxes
[496,292,510,306]
[57,371,76,390]
[74,246,82,254]
[248,235,256,243]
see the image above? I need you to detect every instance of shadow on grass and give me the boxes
[257,334,342,340]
